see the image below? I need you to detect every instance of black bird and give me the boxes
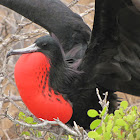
[1,0,140,129]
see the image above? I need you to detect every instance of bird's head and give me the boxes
[7,35,63,61]
[35,35,62,54]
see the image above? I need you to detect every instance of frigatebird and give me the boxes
[1,0,140,129]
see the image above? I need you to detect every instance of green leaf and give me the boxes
[25,117,34,124]
[18,112,26,120]
[106,120,113,133]
[113,126,119,133]
[114,110,120,116]
[132,106,137,111]
[21,131,30,136]
[104,114,109,123]
[119,108,125,116]
[90,119,101,130]
[87,109,99,118]
[109,113,113,117]
[100,107,107,117]
[96,127,102,134]
[120,101,128,110]
[68,135,74,140]
[115,119,127,126]
[104,132,112,140]
[32,122,37,124]
[37,131,42,137]
[136,129,140,139]
[88,131,99,138]
[125,115,134,123]
[124,123,129,131]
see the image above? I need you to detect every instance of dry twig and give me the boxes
[67,0,80,8]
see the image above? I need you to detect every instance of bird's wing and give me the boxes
[81,0,140,96]
[50,32,87,70]
[0,0,91,55]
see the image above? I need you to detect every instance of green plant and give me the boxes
[87,101,140,140]
[18,112,42,137]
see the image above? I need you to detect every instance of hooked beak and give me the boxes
[6,43,39,58]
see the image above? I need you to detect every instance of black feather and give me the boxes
[2,0,140,129]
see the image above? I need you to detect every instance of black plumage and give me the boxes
[1,0,140,129]
[81,0,140,96]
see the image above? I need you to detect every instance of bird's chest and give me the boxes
[14,52,73,123]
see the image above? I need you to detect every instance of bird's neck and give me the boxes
[38,49,79,94]
[49,63,73,94]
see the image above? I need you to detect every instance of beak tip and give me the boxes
[6,49,13,58]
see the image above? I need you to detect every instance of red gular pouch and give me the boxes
[14,52,73,123]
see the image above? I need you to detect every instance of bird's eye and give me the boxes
[42,43,47,46]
